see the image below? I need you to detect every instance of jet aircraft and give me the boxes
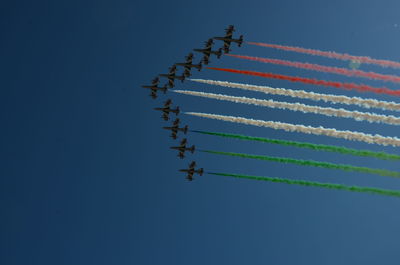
[159,65,185,88]
[170,138,195,158]
[175,53,202,72]
[213,25,243,53]
[142,77,167,99]
[154,99,180,121]
[179,161,203,181]
[193,39,223,65]
[162,118,188,139]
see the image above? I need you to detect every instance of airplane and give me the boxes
[142,77,168,99]
[162,118,188,139]
[193,39,223,65]
[175,53,202,72]
[153,99,180,121]
[213,25,243,53]
[159,65,185,88]
[179,161,203,181]
[170,138,195,158]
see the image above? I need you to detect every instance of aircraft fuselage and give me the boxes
[154,107,177,113]
[194,48,211,54]
[176,63,200,69]
[214,37,241,43]
[160,74,185,83]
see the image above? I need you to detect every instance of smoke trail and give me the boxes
[209,172,400,198]
[189,79,400,112]
[185,112,400,147]
[202,150,400,178]
[227,54,400,84]
[206,67,400,97]
[248,41,400,69]
[174,90,400,125]
[192,130,400,161]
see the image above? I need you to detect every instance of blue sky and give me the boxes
[1,0,400,264]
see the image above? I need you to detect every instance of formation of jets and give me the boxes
[143,25,242,99]
[142,25,243,181]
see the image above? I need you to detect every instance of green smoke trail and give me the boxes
[192,130,400,161]
[208,172,400,198]
[201,150,400,178]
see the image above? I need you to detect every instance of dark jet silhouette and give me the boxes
[179,161,204,181]
[154,99,180,121]
[163,118,188,139]
[170,138,195,159]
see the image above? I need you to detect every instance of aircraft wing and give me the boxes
[224,32,233,38]
[152,77,159,85]
[169,65,177,75]
[185,53,193,63]
[180,138,187,146]
[223,42,231,53]
[186,172,194,181]
[202,54,210,64]
[164,99,172,107]
[205,39,214,48]
[173,119,180,126]
[170,131,177,139]
[162,113,169,121]
[189,161,196,169]
[167,79,174,88]
[225,25,235,37]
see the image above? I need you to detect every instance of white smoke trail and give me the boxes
[185,112,400,147]
[174,90,400,126]
[189,79,400,112]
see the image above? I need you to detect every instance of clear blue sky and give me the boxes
[1,0,400,264]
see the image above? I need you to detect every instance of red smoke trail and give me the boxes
[227,54,400,84]
[248,42,400,69]
[206,67,400,97]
